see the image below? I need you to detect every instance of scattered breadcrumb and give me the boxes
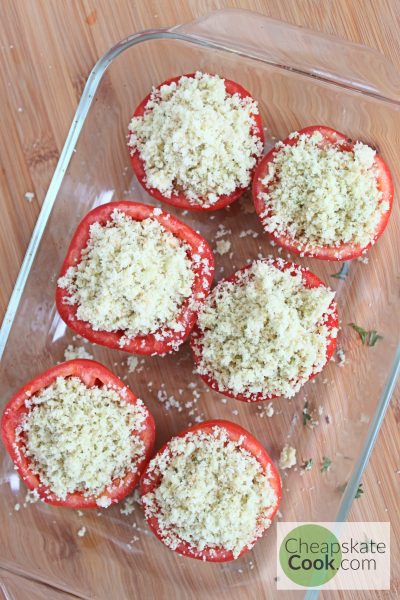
[77,526,86,537]
[120,495,136,516]
[215,224,232,239]
[215,239,231,256]
[336,348,346,367]
[96,496,112,509]
[265,402,274,417]
[14,503,20,511]
[357,256,369,264]
[126,356,139,373]
[156,382,204,422]
[24,489,39,505]
[128,535,140,545]
[256,402,274,418]
[239,229,259,238]
[24,192,35,202]
[157,384,183,412]
[279,446,297,470]
[64,344,93,361]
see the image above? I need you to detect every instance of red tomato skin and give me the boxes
[190,259,338,402]
[130,73,265,211]
[252,125,394,260]
[140,420,281,562]
[56,201,214,354]
[1,360,156,509]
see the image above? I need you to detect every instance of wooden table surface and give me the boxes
[0,1,399,599]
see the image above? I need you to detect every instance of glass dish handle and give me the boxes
[174,8,400,103]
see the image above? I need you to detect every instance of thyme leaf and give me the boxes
[355,483,364,499]
[303,400,311,426]
[349,323,383,346]
[368,330,383,347]
[302,459,313,471]
[331,263,349,281]
[320,456,332,473]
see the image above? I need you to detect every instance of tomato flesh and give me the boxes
[252,125,394,260]
[130,73,265,211]
[191,259,338,402]
[140,420,281,562]
[56,201,214,354]
[1,359,156,508]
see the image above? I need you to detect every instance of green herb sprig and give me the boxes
[303,400,311,426]
[349,323,383,347]
[320,456,332,473]
[331,263,349,281]
[302,459,313,471]
[355,483,364,499]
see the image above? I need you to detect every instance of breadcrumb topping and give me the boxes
[58,209,194,339]
[258,131,388,252]
[194,260,336,399]
[17,376,147,500]
[142,426,277,558]
[128,72,263,207]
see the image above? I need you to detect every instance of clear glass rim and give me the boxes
[1,19,399,599]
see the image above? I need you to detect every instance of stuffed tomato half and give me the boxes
[1,360,155,508]
[253,125,394,260]
[191,258,338,402]
[56,201,214,354]
[140,420,281,561]
[128,71,264,211]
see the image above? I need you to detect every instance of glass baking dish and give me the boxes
[1,9,399,599]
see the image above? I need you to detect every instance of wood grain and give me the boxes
[0,2,399,599]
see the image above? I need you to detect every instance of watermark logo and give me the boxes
[279,523,342,587]
[277,522,390,590]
